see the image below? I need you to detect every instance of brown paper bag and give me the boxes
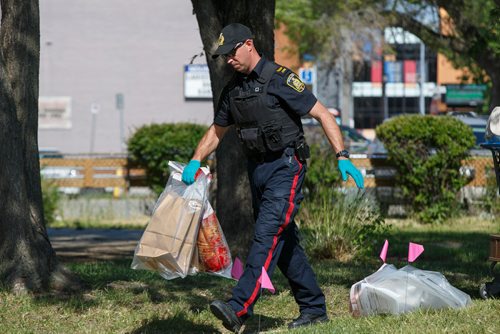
[134,192,202,278]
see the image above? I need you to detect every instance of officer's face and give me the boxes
[225,40,252,74]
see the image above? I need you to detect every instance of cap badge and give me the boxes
[218,33,224,46]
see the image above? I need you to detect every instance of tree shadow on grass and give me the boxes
[32,227,495,312]
[123,297,285,333]
[32,291,99,311]
[32,258,236,312]
[241,314,286,333]
[128,313,218,334]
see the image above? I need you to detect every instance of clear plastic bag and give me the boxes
[349,264,471,316]
[131,161,232,280]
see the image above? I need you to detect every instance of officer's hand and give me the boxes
[338,159,364,189]
[182,160,200,185]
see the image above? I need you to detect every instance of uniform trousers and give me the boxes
[228,147,326,319]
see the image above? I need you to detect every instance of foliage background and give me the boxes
[127,123,208,194]
[376,115,476,223]
[41,178,61,226]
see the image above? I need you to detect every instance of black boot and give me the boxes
[210,300,244,333]
[288,312,328,329]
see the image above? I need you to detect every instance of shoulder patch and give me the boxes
[286,73,305,92]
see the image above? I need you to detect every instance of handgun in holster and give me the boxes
[295,140,310,162]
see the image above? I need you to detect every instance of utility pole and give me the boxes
[90,103,99,153]
[383,60,389,120]
[116,93,125,152]
[419,41,426,115]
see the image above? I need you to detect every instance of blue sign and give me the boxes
[299,68,314,85]
[384,61,403,83]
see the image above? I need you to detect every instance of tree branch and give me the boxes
[389,12,466,53]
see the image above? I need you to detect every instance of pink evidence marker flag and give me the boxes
[231,257,243,280]
[408,242,424,262]
[379,239,389,263]
[258,267,275,294]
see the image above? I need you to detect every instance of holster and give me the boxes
[295,140,310,162]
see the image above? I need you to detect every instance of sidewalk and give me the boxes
[48,228,143,262]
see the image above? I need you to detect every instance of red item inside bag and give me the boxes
[197,211,231,272]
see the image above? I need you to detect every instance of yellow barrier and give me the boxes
[40,157,145,189]
[40,155,494,189]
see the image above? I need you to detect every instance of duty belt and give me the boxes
[248,146,300,163]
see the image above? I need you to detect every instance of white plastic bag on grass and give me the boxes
[349,264,471,316]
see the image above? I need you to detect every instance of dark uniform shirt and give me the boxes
[214,57,317,127]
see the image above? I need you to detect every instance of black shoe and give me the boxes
[210,300,243,333]
[288,312,328,329]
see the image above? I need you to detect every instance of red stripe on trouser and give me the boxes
[236,157,303,318]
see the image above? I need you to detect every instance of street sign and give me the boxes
[445,84,487,106]
[90,103,100,114]
[184,64,212,99]
[116,93,124,110]
[299,67,315,85]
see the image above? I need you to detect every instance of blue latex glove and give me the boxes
[182,160,200,185]
[338,159,364,189]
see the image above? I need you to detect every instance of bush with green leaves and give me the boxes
[376,115,475,223]
[41,178,60,226]
[480,172,500,217]
[299,193,387,260]
[303,144,342,202]
[127,123,208,194]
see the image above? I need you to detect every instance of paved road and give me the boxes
[48,228,143,262]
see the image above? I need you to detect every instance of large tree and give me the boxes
[190,1,276,256]
[0,0,74,292]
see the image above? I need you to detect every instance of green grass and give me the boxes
[1,217,499,333]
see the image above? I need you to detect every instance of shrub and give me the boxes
[299,193,387,260]
[376,115,476,223]
[41,178,60,226]
[127,123,208,194]
[303,144,342,202]
[480,172,500,217]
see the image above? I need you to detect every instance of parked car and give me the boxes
[39,147,63,159]
[448,112,488,148]
[302,117,371,153]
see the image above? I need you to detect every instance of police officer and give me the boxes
[182,23,364,332]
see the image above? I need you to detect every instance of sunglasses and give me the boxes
[222,41,245,60]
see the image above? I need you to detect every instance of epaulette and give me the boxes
[275,65,289,76]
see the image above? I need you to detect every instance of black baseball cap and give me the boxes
[212,23,254,59]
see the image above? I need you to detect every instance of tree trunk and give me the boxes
[191,1,275,256]
[0,0,77,292]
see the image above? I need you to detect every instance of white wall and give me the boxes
[39,0,213,153]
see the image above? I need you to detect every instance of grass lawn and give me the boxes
[1,217,499,333]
